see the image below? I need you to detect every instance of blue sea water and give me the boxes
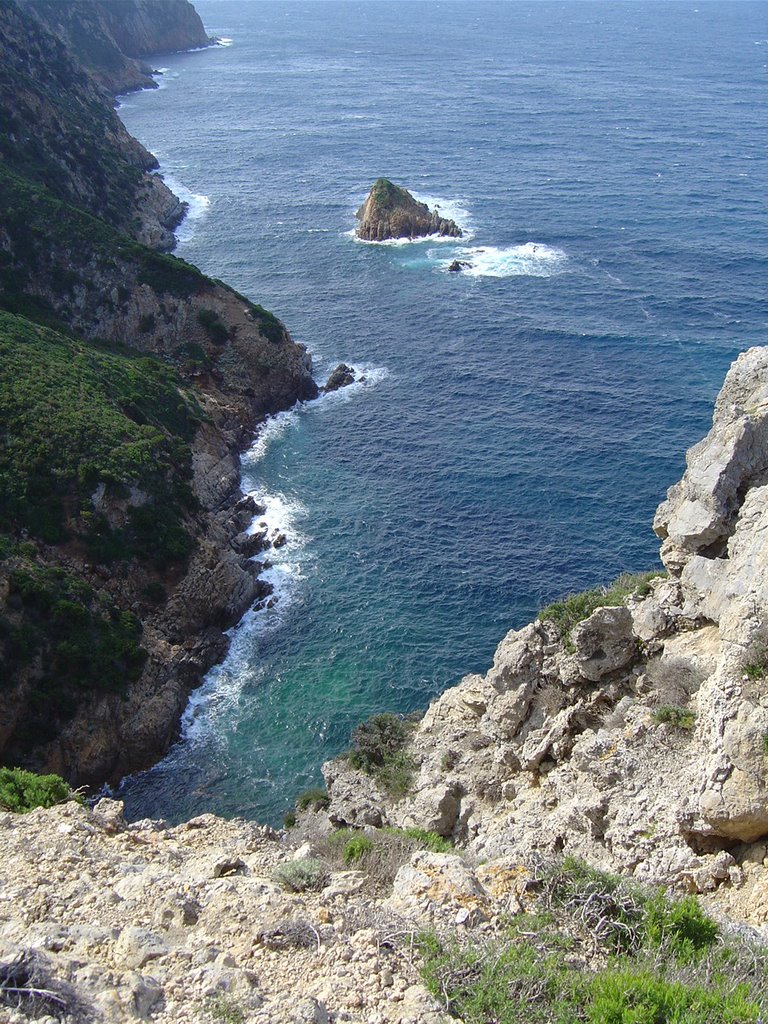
[117,1,768,825]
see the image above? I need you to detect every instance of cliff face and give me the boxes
[24,0,213,94]
[355,178,462,242]
[0,0,186,248]
[324,347,768,931]
[0,0,319,784]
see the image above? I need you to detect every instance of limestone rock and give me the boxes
[322,757,388,827]
[387,852,489,925]
[568,605,637,682]
[356,178,462,241]
[654,346,768,577]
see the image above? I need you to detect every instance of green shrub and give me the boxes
[282,810,297,829]
[417,858,759,1024]
[418,932,578,1024]
[196,308,229,345]
[207,995,246,1024]
[388,826,453,853]
[653,705,696,730]
[586,968,759,1024]
[296,787,330,812]
[271,858,327,893]
[0,767,76,812]
[544,856,647,954]
[343,835,374,865]
[539,570,662,642]
[347,712,417,798]
[349,712,410,770]
[642,891,719,962]
[743,644,768,681]
[375,749,417,798]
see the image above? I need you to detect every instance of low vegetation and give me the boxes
[0,310,199,562]
[652,705,696,730]
[539,570,662,642]
[0,767,79,813]
[418,857,766,1024]
[742,643,768,681]
[295,787,330,812]
[271,858,327,893]
[347,712,418,798]
[315,825,453,890]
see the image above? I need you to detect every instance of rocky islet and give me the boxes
[355,179,462,242]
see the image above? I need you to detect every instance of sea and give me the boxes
[116,0,768,826]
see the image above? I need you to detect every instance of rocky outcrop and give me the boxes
[355,179,462,242]
[26,0,213,94]
[323,364,356,394]
[323,348,768,926]
[0,801,449,1024]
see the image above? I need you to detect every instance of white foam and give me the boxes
[160,173,211,242]
[171,367,387,745]
[315,363,391,410]
[217,37,234,47]
[181,487,308,743]
[243,407,300,464]
[437,242,567,278]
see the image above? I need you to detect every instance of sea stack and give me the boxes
[355,178,462,241]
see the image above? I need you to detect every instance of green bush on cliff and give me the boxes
[0,310,199,562]
[0,767,78,813]
[539,570,663,642]
[348,712,417,798]
[652,704,696,730]
[0,561,147,736]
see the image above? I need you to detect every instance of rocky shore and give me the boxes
[323,346,768,918]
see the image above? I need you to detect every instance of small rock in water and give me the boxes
[323,363,356,393]
[448,259,471,273]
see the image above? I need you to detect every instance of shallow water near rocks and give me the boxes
[117,1,768,825]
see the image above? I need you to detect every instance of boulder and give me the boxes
[387,852,488,925]
[568,605,637,682]
[323,363,356,393]
[355,178,462,241]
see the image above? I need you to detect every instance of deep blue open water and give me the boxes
[117,1,768,825]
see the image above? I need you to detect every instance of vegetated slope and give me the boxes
[0,0,184,247]
[0,0,318,785]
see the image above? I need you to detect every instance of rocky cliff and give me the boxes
[0,0,186,248]
[324,346,768,930]
[355,179,462,242]
[24,0,213,94]
[0,0,320,786]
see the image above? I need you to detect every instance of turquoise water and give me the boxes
[118,1,768,824]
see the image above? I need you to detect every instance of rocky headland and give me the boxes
[25,0,214,94]
[355,179,462,242]
[0,0,322,786]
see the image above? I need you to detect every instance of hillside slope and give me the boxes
[0,0,319,785]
